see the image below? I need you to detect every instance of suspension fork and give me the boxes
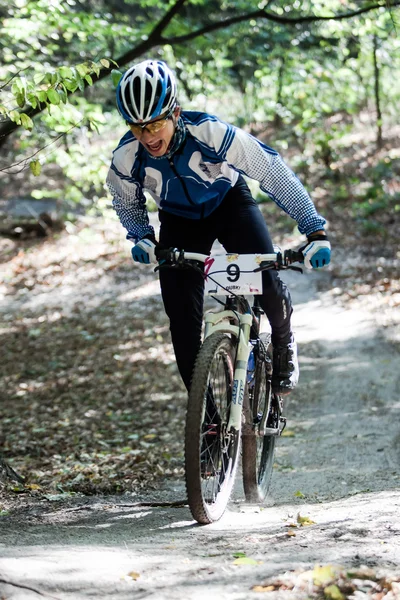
[227,313,252,432]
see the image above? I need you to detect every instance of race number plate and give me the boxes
[204,254,263,295]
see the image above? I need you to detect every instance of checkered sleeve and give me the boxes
[106,164,154,244]
[225,128,326,235]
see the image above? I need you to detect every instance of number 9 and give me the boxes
[227,263,240,282]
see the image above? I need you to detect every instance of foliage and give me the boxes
[0,0,399,213]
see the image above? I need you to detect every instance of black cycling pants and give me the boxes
[158,176,293,390]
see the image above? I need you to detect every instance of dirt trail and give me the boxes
[1,267,399,599]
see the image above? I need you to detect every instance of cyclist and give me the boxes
[107,59,331,395]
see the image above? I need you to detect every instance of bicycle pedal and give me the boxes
[279,416,287,435]
[262,426,280,437]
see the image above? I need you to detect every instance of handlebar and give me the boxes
[156,247,303,271]
[156,247,209,264]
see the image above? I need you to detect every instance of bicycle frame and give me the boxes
[156,247,302,436]
[204,301,253,434]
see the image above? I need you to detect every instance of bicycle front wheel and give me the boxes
[242,332,277,503]
[185,332,240,524]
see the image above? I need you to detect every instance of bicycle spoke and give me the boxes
[185,333,240,524]
[242,332,278,503]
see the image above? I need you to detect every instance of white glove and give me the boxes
[131,238,158,264]
[301,237,331,269]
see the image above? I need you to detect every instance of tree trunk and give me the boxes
[273,57,285,128]
[373,33,383,149]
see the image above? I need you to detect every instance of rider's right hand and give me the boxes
[131,237,158,264]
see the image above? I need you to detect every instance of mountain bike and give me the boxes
[156,248,303,524]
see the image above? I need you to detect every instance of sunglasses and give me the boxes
[130,109,174,137]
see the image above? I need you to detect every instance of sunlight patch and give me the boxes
[118,279,161,301]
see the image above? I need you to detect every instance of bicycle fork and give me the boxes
[204,311,252,435]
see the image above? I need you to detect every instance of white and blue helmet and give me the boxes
[116,60,177,124]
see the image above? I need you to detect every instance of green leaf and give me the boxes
[100,58,110,69]
[74,74,85,91]
[8,110,21,124]
[63,80,78,92]
[29,160,41,176]
[233,552,247,558]
[20,113,34,130]
[12,81,22,95]
[27,93,38,109]
[58,87,68,104]
[233,557,259,566]
[76,64,87,77]
[47,88,60,105]
[59,66,73,79]
[89,119,100,134]
[37,91,47,103]
[294,490,305,498]
[111,69,122,87]
[312,565,338,586]
[45,72,58,85]
[15,92,26,108]
[297,513,316,526]
[324,584,345,600]
[84,74,93,86]
[92,63,100,77]
[33,73,45,85]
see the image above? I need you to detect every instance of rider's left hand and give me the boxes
[299,232,331,269]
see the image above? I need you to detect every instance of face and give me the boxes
[129,107,181,158]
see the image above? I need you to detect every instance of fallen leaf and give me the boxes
[252,585,275,592]
[287,530,296,537]
[324,584,345,599]
[25,483,42,491]
[127,571,140,581]
[312,565,338,586]
[294,490,305,498]
[233,557,259,566]
[281,430,295,437]
[297,513,316,526]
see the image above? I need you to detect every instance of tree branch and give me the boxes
[0,67,29,91]
[0,0,188,142]
[0,120,84,173]
[0,0,398,141]
[150,0,188,38]
[160,1,400,46]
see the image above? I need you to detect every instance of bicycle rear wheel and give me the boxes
[242,332,278,503]
[185,332,240,524]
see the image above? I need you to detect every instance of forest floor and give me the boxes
[0,214,399,599]
[0,130,399,598]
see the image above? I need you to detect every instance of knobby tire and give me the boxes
[185,332,239,524]
[242,332,277,503]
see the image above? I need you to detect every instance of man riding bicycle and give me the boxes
[107,60,331,395]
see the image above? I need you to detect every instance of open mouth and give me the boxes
[147,140,163,153]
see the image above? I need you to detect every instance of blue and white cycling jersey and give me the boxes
[107,111,326,243]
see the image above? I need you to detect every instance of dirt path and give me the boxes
[1,263,399,599]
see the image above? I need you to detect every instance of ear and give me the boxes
[174,105,181,118]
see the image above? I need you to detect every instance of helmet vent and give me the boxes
[116,59,177,123]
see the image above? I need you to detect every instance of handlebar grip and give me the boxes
[155,247,175,262]
[284,249,304,264]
